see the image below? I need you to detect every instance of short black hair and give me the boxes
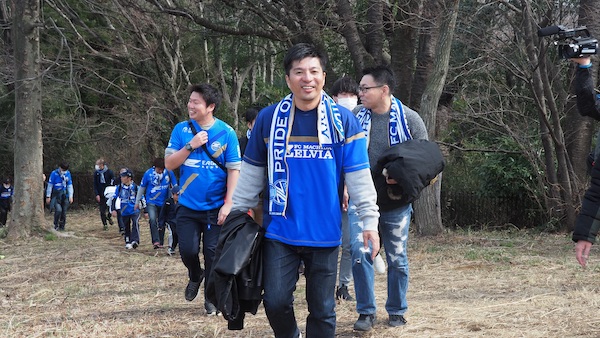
[330,76,359,96]
[362,65,396,93]
[283,43,327,75]
[59,162,69,170]
[244,107,260,123]
[153,157,165,169]
[189,83,222,112]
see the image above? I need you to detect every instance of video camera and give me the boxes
[538,25,598,59]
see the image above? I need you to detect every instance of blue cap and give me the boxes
[171,185,181,195]
[120,169,133,178]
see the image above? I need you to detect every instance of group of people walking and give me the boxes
[8,43,599,338]
[37,43,427,337]
[91,158,180,254]
[159,43,428,337]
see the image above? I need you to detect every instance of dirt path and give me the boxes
[0,209,598,337]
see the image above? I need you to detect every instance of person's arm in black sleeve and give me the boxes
[93,173,100,197]
[573,58,600,120]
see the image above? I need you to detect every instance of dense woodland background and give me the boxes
[2,0,600,235]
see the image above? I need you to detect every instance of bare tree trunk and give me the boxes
[389,0,422,102]
[413,0,459,236]
[335,0,370,74]
[410,0,441,110]
[10,0,46,239]
[365,0,385,64]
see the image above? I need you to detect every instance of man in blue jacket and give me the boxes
[45,162,74,231]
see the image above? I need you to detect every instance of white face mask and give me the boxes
[337,97,358,111]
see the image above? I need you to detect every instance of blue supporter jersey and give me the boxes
[139,167,177,206]
[46,169,73,197]
[166,119,241,211]
[114,183,140,217]
[244,103,370,247]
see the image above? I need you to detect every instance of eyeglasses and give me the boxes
[358,84,385,93]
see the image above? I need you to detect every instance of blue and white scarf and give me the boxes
[268,92,344,216]
[356,95,412,146]
[151,168,164,186]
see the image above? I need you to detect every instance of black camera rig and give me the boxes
[538,25,598,59]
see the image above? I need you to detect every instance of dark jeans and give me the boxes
[97,196,112,226]
[262,239,338,338]
[50,192,69,229]
[0,199,10,226]
[147,203,164,245]
[176,205,220,295]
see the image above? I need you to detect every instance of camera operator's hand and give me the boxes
[575,239,593,268]
[571,57,592,66]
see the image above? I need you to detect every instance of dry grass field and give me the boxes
[1,208,599,337]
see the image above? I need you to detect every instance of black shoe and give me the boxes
[354,314,376,331]
[107,216,114,225]
[184,270,205,301]
[205,301,220,316]
[336,284,354,301]
[185,281,201,301]
[388,314,407,327]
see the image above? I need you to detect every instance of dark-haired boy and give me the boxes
[111,169,142,249]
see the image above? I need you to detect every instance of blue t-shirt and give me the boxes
[139,167,177,206]
[113,183,140,217]
[244,103,370,247]
[46,169,73,197]
[166,119,241,211]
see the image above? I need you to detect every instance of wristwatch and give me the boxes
[184,142,194,151]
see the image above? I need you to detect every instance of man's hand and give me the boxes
[69,197,73,204]
[218,201,232,225]
[575,240,593,268]
[342,186,349,212]
[190,130,209,149]
[571,57,592,66]
[45,197,50,205]
[96,195,101,203]
[362,230,380,260]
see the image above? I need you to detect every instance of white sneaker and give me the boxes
[125,243,133,249]
[374,254,386,274]
[131,241,138,249]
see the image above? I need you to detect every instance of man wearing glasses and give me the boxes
[349,65,428,331]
